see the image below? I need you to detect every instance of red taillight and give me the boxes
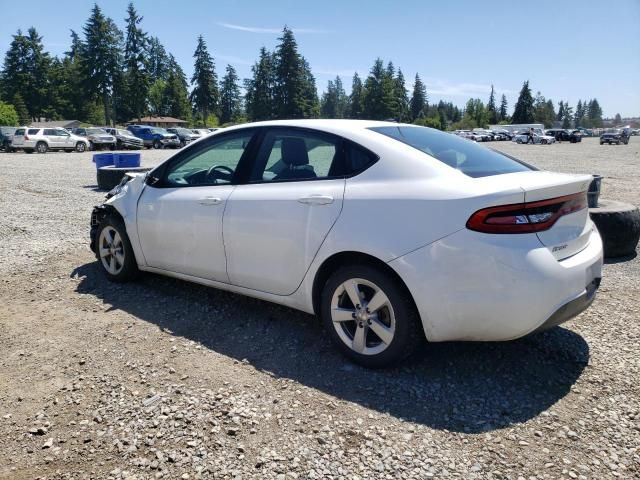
[24,135,29,140]
[466,192,587,234]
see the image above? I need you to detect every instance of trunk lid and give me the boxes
[520,171,593,260]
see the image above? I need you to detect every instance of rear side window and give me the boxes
[370,126,535,178]
[28,129,40,135]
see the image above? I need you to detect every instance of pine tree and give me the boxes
[498,94,508,121]
[12,93,30,125]
[614,113,622,125]
[393,69,409,122]
[1,30,31,112]
[573,100,583,127]
[1,28,51,121]
[273,27,309,119]
[81,4,123,125]
[347,73,363,119]
[320,80,337,118]
[333,76,347,118]
[487,85,497,124]
[164,55,191,121]
[557,100,565,122]
[219,64,242,124]
[512,80,534,123]
[409,73,427,121]
[533,92,555,127]
[362,58,395,120]
[562,103,573,129]
[189,35,219,126]
[148,79,167,116]
[148,36,170,82]
[244,47,274,121]
[300,57,319,118]
[587,99,603,128]
[123,2,150,122]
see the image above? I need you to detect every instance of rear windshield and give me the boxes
[87,128,107,134]
[369,126,535,178]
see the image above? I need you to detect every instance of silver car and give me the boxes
[11,127,89,153]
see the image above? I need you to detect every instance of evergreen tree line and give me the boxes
[0,3,605,130]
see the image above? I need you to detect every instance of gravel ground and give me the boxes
[0,137,638,479]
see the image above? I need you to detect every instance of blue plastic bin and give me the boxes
[114,152,141,168]
[93,153,115,169]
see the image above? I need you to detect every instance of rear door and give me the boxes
[223,127,348,295]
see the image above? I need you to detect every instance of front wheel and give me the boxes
[95,215,138,282]
[152,140,162,149]
[320,265,423,368]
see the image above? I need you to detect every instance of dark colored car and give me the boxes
[103,128,144,150]
[127,125,181,149]
[166,127,199,147]
[546,129,582,143]
[600,129,630,145]
[0,126,17,151]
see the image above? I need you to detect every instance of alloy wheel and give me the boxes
[330,278,396,356]
[98,226,125,275]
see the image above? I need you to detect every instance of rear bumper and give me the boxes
[389,227,603,342]
[534,276,600,332]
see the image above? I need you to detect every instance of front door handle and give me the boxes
[199,196,223,206]
[298,194,334,205]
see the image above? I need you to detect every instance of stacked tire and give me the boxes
[590,200,640,258]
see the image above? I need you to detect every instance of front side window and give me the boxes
[55,129,69,136]
[43,129,56,136]
[163,132,254,187]
[370,126,535,178]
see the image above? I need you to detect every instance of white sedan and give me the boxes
[90,120,603,368]
[513,131,556,144]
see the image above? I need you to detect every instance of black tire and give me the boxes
[590,200,640,258]
[152,139,162,149]
[25,149,34,154]
[36,141,48,154]
[320,264,423,368]
[94,214,138,282]
[96,166,151,190]
[76,142,87,152]
[65,149,73,153]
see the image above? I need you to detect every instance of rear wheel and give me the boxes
[36,141,48,154]
[95,215,138,282]
[320,265,423,368]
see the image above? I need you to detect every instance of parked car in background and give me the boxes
[166,127,200,147]
[72,127,117,151]
[491,129,512,141]
[576,127,593,137]
[127,125,181,149]
[191,128,212,138]
[11,127,89,153]
[513,129,556,144]
[89,120,602,368]
[546,129,582,143]
[104,128,144,150]
[600,129,630,145]
[207,128,220,133]
[0,126,17,151]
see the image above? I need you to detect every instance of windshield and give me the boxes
[152,128,167,134]
[369,126,535,178]
[87,128,107,135]
[116,129,130,136]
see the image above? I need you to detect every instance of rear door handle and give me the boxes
[298,194,334,205]
[199,196,223,206]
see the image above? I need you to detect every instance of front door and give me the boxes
[136,131,256,282]
[224,128,346,295]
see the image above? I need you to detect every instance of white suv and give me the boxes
[11,127,90,153]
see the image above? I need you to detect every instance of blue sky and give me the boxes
[2,0,639,117]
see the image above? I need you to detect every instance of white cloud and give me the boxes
[423,78,514,98]
[218,22,329,34]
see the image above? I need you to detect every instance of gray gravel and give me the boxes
[0,137,639,479]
